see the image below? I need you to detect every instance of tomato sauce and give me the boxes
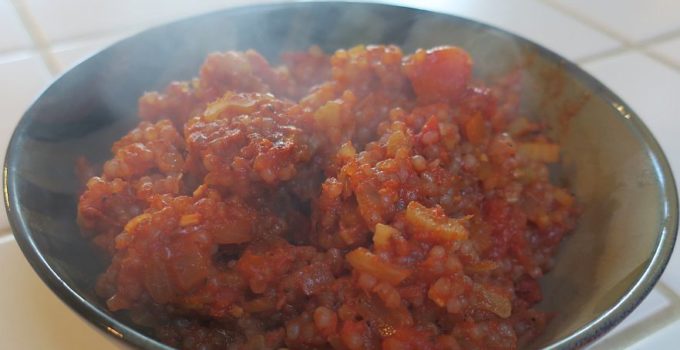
[77,45,577,349]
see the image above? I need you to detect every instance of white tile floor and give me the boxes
[547,0,680,43]
[387,0,622,61]
[1,0,679,348]
[0,236,123,350]
[649,36,680,69]
[0,0,32,52]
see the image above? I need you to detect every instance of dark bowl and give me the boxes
[4,1,678,349]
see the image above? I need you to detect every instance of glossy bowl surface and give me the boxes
[4,2,678,349]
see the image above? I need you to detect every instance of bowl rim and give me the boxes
[3,1,678,349]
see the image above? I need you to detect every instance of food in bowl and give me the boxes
[76,44,578,349]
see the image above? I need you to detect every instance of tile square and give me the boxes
[0,0,33,52]
[0,237,125,349]
[383,0,621,60]
[549,0,680,43]
[630,316,680,350]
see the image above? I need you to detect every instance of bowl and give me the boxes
[4,2,678,349]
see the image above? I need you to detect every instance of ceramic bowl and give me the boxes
[4,2,677,349]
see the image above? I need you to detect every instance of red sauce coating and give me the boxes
[77,45,577,349]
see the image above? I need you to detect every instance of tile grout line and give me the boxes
[643,49,680,72]
[8,0,61,75]
[540,0,680,73]
[575,46,632,65]
[0,233,15,245]
[635,27,680,47]
[539,0,633,45]
[577,31,680,69]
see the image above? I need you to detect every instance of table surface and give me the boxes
[2,0,680,348]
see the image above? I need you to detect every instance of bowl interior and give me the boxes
[5,2,676,349]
